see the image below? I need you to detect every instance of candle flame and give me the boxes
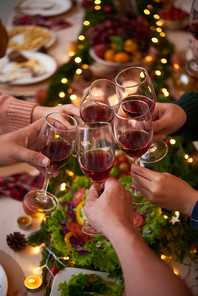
[28,279,36,283]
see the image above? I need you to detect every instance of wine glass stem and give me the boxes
[37,170,52,202]
[134,159,140,165]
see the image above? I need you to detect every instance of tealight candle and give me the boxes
[17,215,33,230]
[24,274,43,293]
[122,80,138,96]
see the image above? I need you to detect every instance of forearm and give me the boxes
[107,222,192,296]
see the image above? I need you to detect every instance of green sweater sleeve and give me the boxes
[171,91,198,141]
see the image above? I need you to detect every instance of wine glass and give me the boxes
[24,112,78,214]
[80,79,122,125]
[115,66,168,163]
[114,99,153,204]
[76,122,115,235]
[186,0,198,76]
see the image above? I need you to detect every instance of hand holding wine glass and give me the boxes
[24,112,78,214]
[80,79,121,124]
[76,122,115,235]
[114,99,153,203]
[115,66,168,163]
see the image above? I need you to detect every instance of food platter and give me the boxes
[17,0,73,17]
[0,51,57,85]
[7,26,56,52]
[50,267,115,296]
[0,264,8,296]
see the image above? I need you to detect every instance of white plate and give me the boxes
[0,265,8,296]
[18,0,73,17]
[89,48,146,67]
[0,51,57,85]
[50,267,116,296]
[8,26,56,52]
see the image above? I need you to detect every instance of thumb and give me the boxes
[86,185,100,202]
[16,146,50,167]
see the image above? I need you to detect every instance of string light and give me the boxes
[83,20,90,26]
[70,94,77,101]
[61,78,68,84]
[76,68,82,75]
[68,51,75,57]
[144,9,150,15]
[78,35,85,41]
[155,70,161,76]
[94,5,101,10]
[187,157,193,163]
[153,14,160,19]
[59,92,65,98]
[74,57,82,63]
[170,139,176,145]
[151,37,158,43]
[60,183,66,191]
[161,58,167,64]
[156,20,163,26]
[163,215,168,219]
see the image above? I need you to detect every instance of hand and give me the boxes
[131,164,198,216]
[0,118,51,174]
[191,39,198,60]
[84,177,133,236]
[152,102,187,142]
[32,104,80,123]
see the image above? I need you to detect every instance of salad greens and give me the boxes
[58,273,123,296]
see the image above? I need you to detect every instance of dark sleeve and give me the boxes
[170,91,198,141]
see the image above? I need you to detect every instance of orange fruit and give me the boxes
[104,49,115,61]
[113,52,130,63]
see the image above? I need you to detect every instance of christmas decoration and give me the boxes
[6,231,28,252]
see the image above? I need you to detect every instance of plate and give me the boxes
[0,51,57,85]
[89,48,146,67]
[50,267,115,296]
[7,26,56,52]
[18,0,73,17]
[0,264,8,296]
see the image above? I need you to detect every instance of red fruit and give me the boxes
[94,43,107,59]
[51,267,59,275]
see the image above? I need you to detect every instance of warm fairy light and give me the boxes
[61,78,68,84]
[82,64,89,69]
[66,170,74,177]
[94,5,101,10]
[68,51,75,57]
[184,154,189,159]
[152,37,158,43]
[147,5,153,9]
[173,269,179,275]
[155,70,161,76]
[164,215,168,219]
[145,55,153,62]
[153,14,160,19]
[59,92,65,98]
[174,63,180,70]
[78,35,85,41]
[140,71,145,79]
[67,88,73,94]
[187,157,193,163]
[144,9,150,15]
[175,211,180,217]
[170,139,176,145]
[76,68,82,75]
[160,32,166,37]
[34,247,40,253]
[161,58,167,64]
[78,44,84,49]
[70,94,77,101]
[60,183,66,191]
[161,88,169,97]
[156,27,162,32]
[156,20,163,26]
[150,26,156,31]
[83,20,90,26]
[95,0,101,4]
[74,57,82,63]
[161,254,166,260]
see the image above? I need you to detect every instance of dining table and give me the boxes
[1,0,198,295]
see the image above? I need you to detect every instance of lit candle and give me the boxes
[24,274,43,293]
[107,94,119,106]
[90,87,105,103]
[17,215,33,230]
[122,80,138,96]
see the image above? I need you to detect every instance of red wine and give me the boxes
[81,105,114,124]
[122,95,154,116]
[118,130,151,160]
[191,22,198,40]
[80,149,113,183]
[40,141,73,169]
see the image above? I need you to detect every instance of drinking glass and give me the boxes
[115,66,168,163]
[76,122,115,235]
[114,100,153,204]
[80,78,122,125]
[24,112,78,214]
[186,0,198,76]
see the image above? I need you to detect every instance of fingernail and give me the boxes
[42,158,49,165]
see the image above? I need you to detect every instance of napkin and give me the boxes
[0,172,44,201]
[12,14,72,31]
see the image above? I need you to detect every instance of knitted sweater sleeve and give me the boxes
[171,91,198,141]
[0,92,38,133]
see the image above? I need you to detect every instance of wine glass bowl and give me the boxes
[76,122,115,235]
[24,112,78,214]
[80,79,121,124]
[186,0,198,76]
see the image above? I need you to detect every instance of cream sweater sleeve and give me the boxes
[0,92,38,133]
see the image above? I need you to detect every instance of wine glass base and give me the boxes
[24,189,58,214]
[186,59,198,77]
[125,183,149,204]
[140,140,168,164]
[82,223,104,236]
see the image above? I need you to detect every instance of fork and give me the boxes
[15,3,56,11]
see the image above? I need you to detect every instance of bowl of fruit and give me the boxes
[159,5,188,30]
[88,14,152,66]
